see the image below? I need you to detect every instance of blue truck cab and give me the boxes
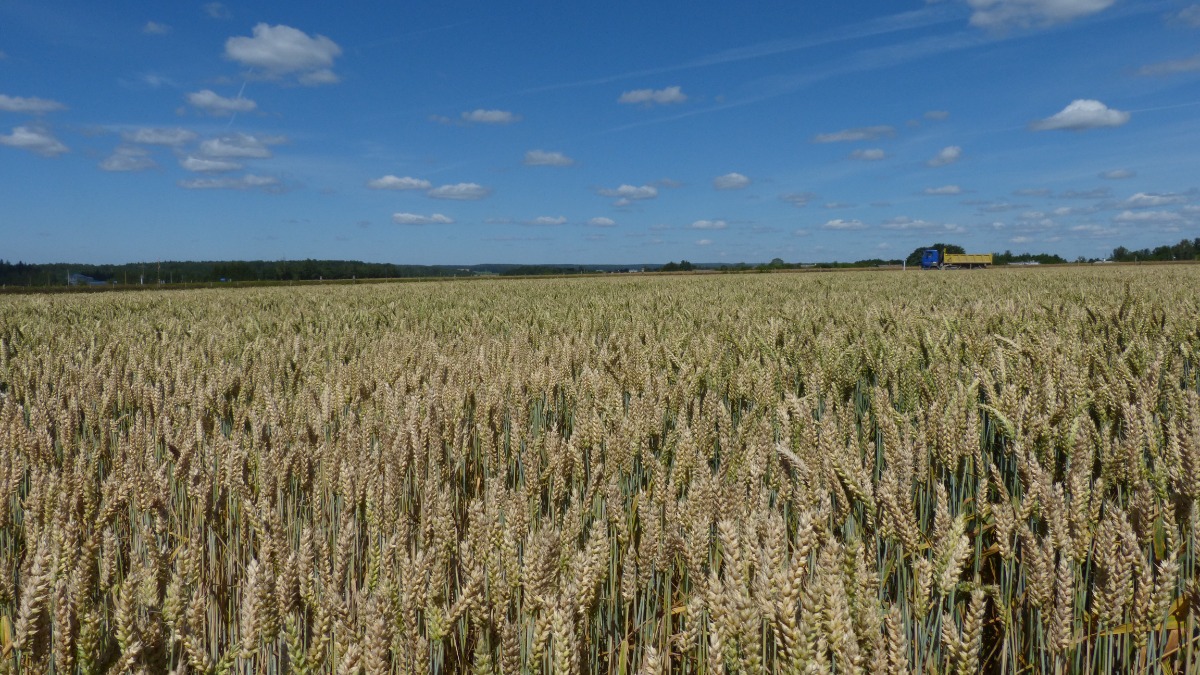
[921,249,940,269]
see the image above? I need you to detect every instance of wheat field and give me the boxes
[0,267,1198,674]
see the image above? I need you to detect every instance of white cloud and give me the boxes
[1013,187,1052,197]
[1030,99,1129,131]
[924,184,963,195]
[0,125,67,156]
[812,125,894,143]
[850,148,886,160]
[822,218,866,230]
[881,216,938,230]
[123,127,196,146]
[618,86,687,105]
[598,184,658,200]
[298,69,339,86]
[1122,192,1189,208]
[696,239,713,246]
[927,145,962,167]
[198,133,284,159]
[461,109,520,124]
[691,219,728,230]
[367,175,431,190]
[203,2,231,19]
[1138,54,1200,76]
[100,146,156,172]
[1099,168,1135,179]
[0,94,66,114]
[526,216,568,226]
[524,149,574,166]
[186,89,256,115]
[1176,4,1200,26]
[713,172,750,190]
[780,192,817,207]
[588,217,616,227]
[178,174,280,191]
[924,110,950,121]
[964,0,1115,28]
[143,21,171,35]
[1010,236,1032,244]
[393,212,453,225]
[1113,210,1183,223]
[793,229,811,237]
[180,155,241,173]
[428,183,491,200]
[224,24,342,84]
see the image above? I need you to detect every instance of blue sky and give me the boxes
[2,0,1199,264]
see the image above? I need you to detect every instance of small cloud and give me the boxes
[812,125,895,143]
[462,109,520,124]
[0,94,66,114]
[876,242,893,250]
[1009,236,1032,244]
[392,212,454,225]
[927,145,962,167]
[713,172,750,190]
[1056,187,1110,199]
[655,178,684,189]
[224,23,342,85]
[1138,54,1200,76]
[1030,99,1129,131]
[822,218,866,230]
[527,216,567,226]
[1122,192,1189,208]
[780,191,817,207]
[793,228,811,237]
[1113,209,1183,223]
[924,184,963,195]
[588,217,616,227]
[299,69,339,86]
[0,125,68,156]
[598,184,657,201]
[1099,168,1135,179]
[367,175,431,190]
[186,89,256,115]
[178,174,280,191]
[203,2,231,19]
[428,182,491,200]
[524,149,573,166]
[696,238,713,245]
[100,146,156,172]
[180,155,241,172]
[881,216,938,230]
[143,21,171,35]
[618,86,686,105]
[1172,4,1200,26]
[823,202,855,209]
[198,132,283,158]
[851,148,886,161]
[691,219,727,230]
[123,127,196,146]
[924,110,949,121]
[967,0,1116,29]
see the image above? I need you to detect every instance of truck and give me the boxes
[920,249,992,270]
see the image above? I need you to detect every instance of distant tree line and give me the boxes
[6,235,1200,288]
[1111,238,1200,262]
[0,259,466,287]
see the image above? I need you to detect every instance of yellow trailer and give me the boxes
[942,252,992,269]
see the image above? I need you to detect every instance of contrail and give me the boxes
[225,78,249,130]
